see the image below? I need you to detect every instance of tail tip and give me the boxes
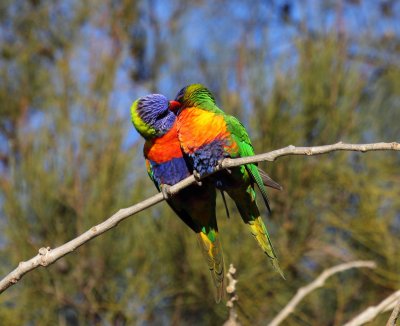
[214,282,225,303]
[272,259,286,280]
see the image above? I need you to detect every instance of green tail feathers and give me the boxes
[196,231,225,302]
[249,217,285,279]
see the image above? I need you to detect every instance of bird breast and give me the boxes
[176,108,229,154]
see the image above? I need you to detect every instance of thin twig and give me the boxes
[387,299,400,326]
[268,261,377,326]
[386,299,400,326]
[343,290,400,326]
[223,264,241,326]
[0,141,398,294]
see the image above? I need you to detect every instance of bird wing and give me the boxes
[226,115,272,212]
[145,158,161,191]
[145,154,200,232]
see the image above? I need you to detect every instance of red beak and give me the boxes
[169,100,181,112]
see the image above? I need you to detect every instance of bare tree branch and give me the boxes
[268,261,377,326]
[220,141,400,168]
[387,299,400,326]
[223,264,241,326]
[343,290,400,326]
[0,141,398,294]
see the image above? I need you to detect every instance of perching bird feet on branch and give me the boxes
[192,170,203,186]
[161,184,172,200]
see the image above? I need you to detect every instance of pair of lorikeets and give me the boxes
[131,84,284,302]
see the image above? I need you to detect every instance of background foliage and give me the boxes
[0,1,399,325]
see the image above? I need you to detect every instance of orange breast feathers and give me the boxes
[176,108,231,154]
[144,122,183,163]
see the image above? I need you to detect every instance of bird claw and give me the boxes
[161,184,172,200]
[193,170,202,186]
[217,159,230,173]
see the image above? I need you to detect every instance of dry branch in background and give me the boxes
[0,141,399,294]
[223,264,241,326]
[343,290,400,326]
[387,299,400,326]
[268,260,376,326]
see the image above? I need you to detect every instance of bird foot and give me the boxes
[193,170,203,186]
[217,159,230,174]
[161,184,172,200]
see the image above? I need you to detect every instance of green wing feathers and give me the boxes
[227,116,272,212]
[246,164,271,213]
[249,216,285,279]
[197,230,225,303]
[224,115,284,277]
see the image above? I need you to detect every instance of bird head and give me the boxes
[131,94,177,139]
[172,83,216,111]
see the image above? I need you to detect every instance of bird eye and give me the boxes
[175,88,185,102]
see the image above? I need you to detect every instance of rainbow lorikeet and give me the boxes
[171,84,284,277]
[130,94,225,301]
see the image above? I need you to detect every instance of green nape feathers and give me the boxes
[175,84,219,109]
